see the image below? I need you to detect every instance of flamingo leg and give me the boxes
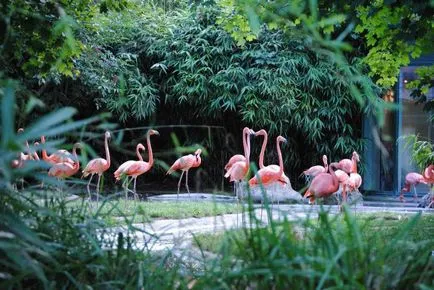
[413,185,418,201]
[96,174,101,203]
[185,170,190,197]
[177,171,185,199]
[123,176,130,201]
[87,174,94,202]
[133,177,138,201]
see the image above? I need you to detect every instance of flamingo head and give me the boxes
[254,129,267,137]
[329,162,340,170]
[352,151,360,162]
[17,128,24,133]
[137,143,146,152]
[277,136,287,144]
[322,155,327,164]
[242,127,252,136]
[148,129,159,136]
[73,142,83,150]
[194,149,202,156]
[105,131,111,140]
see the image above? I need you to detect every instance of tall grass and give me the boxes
[193,202,434,289]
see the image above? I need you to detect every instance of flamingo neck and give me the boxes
[276,139,284,176]
[146,134,154,167]
[136,145,144,161]
[242,128,248,160]
[245,131,251,165]
[259,132,267,169]
[104,135,110,169]
[41,136,49,161]
[424,165,434,180]
[72,145,80,170]
[328,163,339,188]
[351,157,358,173]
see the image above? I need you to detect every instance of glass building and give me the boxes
[362,54,434,196]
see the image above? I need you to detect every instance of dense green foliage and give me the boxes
[403,134,434,171]
[407,65,434,114]
[227,0,434,88]
[71,5,371,170]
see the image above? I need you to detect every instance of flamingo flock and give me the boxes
[10,127,434,208]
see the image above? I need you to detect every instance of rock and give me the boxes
[64,194,80,203]
[418,193,433,208]
[236,181,304,204]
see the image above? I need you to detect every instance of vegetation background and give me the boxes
[3,0,432,192]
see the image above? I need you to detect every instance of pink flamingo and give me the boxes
[347,173,362,193]
[114,143,145,197]
[114,129,159,200]
[423,164,434,208]
[48,143,82,179]
[41,135,74,165]
[334,169,350,204]
[82,131,111,202]
[224,127,254,172]
[399,172,427,202]
[303,162,340,205]
[255,129,290,185]
[225,128,254,197]
[167,148,202,198]
[12,128,34,168]
[302,155,328,181]
[249,136,287,186]
[338,151,360,174]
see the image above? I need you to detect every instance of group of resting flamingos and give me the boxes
[14,126,434,208]
[225,127,362,207]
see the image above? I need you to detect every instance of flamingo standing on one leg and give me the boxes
[302,155,328,182]
[338,151,360,174]
[399,172,427,202]
[41,135,74,165]
[303,162,340,205]
[249,136,287,186]
[48,143,82,180]
[224,128,254,198]
[224,127,254,173]
[114,129,159,200]
[255,129,290,185]
[82,131,111,203]
[166,148,202,198]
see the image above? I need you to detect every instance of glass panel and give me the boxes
[379,90,396,191]
[398,66,434,195]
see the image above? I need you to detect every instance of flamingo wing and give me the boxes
[338,159,352,174]
[83,158,108,176]
[225,154,245,171]
[225,161,248,182]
